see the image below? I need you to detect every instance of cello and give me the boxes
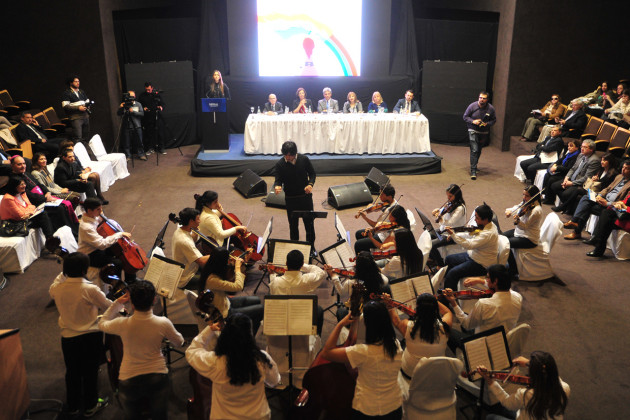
[96,214,148,273]
[217,209,264,261]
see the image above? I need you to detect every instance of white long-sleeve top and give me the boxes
[451,222,499,268]
[269,264,326,295]
[454,290,522,334]
[99,301,184,381]
[505,203,543,244]
[199,208,237,247]
[438,204,467,232]
[488,379,570,420]
[204,270,245,318]
[186,326,280,420]
[78,214,124,255]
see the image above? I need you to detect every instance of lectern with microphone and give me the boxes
[201,98,229,151]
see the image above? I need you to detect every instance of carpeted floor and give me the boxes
[1,142,628,419]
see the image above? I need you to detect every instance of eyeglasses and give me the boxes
[551,97,559,100]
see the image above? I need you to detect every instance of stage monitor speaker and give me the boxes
[327,182,373,210]
[233,169,267,198]
[264,190,286,208]
[364,167,390,195]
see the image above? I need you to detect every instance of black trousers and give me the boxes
[61,332,104,412]
[503,229,537,275]
[285,194,315,244]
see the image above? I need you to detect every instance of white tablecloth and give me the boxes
[244,113,431,155]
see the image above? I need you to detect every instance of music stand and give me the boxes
[319,240,355,317]
[254,239,313,294]
[334,212,352,246]
[415,207,438,238]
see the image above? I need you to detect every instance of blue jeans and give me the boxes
[572,195,605,232]
[468,130,488,173]
[119,373,170,420]
[444,252,487,290]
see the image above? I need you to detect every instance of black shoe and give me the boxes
[586,249,605,258]
[551,206,564,212]
[582,238,597,245]
[84,397,109,418]
[101,199,109,205]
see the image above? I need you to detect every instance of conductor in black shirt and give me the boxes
[273,141,316,244]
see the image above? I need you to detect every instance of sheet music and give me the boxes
[337,243,355,268]
[263,299,288,335]
[540,151,557,164]
[144,256,184,299]
[321,248,343,268]
[258,217,273,254]
[29,203,46,218]
[464,338,493,381]
[44,199,63,207]
[486,333,510,371]
[335,213,352,247]
[410,274,433,296]
[588,189,597,201]
[288,299,315,335]
[389,280,416,306]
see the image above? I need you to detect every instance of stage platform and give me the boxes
[191,134,442,177]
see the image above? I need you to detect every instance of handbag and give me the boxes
[0,219,31,237]
[583,178,602,193]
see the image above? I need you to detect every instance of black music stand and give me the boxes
[319,240,354,318]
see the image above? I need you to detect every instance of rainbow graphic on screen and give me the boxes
[257,1,362,77]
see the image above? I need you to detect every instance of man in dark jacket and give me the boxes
[520,126,566,182]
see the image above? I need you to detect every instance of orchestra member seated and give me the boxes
[98,280,184,420]
[199,247,264,334]
[367,91,388,113]
[355,203,409,254]
[381,228,423,280]
[387,293,452,393]
[343,91,363,113]
[78,197,136,283]
[443,264,522,352]
[355,185,396,247]
[519,126,565,183]
[170,208,210,291]
[555,101,587,138]
[428,184,467,266]
[0,175,55,240]
[541,140,581,204]
[442,204,499,291]
[186,313,280,420]
[585,194,630,258]
[195,190,247,248]
[292,87,313,114]
[519,94,564,142]
[503,186,543,278]
[320,301,403,420]
[478,351,569,420]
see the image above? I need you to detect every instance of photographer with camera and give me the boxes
[61,76,94,142]
[117,91,147,161]
[138,82,167,155]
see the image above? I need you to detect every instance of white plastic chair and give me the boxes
[89,134,129,180]
[431,266,448,291]
[533,168,546,191]
[497,235,510,265]
[72,142,116,192]
[417,230,432,271]
[513,212,562,281]
[608,229,630,260]
[514,155,535,182]
[403,357,463,420]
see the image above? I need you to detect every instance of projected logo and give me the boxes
[257,0,362,77]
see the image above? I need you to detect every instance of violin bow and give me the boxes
[375,194,403,225]
[510,187,545,217]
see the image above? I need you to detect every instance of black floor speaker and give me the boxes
[233,169,267,198]
[264,190,286,208]
[327,182,373,210]
[364,167,390,195]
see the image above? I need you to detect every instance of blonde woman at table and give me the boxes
[367,91,388,113]
[343,91,364,113]
[292,87,313,114]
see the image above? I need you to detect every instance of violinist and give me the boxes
[171,208,210,290]
[195,190,247,247]
[503,185,543,278]
[387,293,452,394]
[428,184,467,266]
[355,204,410,253]
[354,185,396,252]
[78,197,136,282]
[442,264,522,352]
[477,351,569,420]
[198,247,264,334]
[443,203,498,291]
[381,228,423,280]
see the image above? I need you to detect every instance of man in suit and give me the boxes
[549,139,600,210]
[564,160,630,240]
[393,90,421,114]
[54,148,98,199]
[557,101,587,138]
[519,125,565,182]
[317,87,339,113]
[263,93,284,115]
[15,111,62,160]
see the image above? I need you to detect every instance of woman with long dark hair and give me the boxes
[186,313,280,419]
[31,152,81,207]
[357,205,411,253]
[428,184,468,266]
[0,175,55,239]
[198,247,263,334]
[388,293,452,393]
[381,228,423,279]
[480,351,569,420]
[206,70,231,99]
[321,301,403,419]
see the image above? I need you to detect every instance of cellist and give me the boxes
[78,197,136,282]
[171,208,210,291]
[195,190,247,248]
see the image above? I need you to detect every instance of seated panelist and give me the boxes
[317,87,339,113]
[393,90,421,114]
[263,93,284,115]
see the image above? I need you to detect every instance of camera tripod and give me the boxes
[113,107,144,168]
[145,106,183,166]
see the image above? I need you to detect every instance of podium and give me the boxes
[201,98,229,151]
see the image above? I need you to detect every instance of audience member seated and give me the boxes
[563,159,630,240]
[588,81,615,117]
[603,89,630,128]
[551,153,618,214]
[342,91,363,113]
[541,139,581,204]
[547,139,599,208]
[56,143,108,204]
[585,194,630,257]
[519,125,565,183]
[263,93,283,115]
[0,175,55,240]
[292,87,313,114]
[31,152,81,208]
[367,91,388,113]
[54,148,102,202]
[393,90,421,115]
[14,111,62,161]
[556,101,587,138]
[442,203,499,291]
[317,87,339,113]
[519,94,564,142]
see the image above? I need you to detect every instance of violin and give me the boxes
[361,221,398,236]
[195,289,224,324]
[217,208,264,261]
[97,214,148,273]
[369,292,416,316]
[470,368,531,385]
[257,263,288,275]
[331,268,355,278]
[438,288,494,300]
[370,249,398,260]
[99,264,128,300]
[355,201,390,218]
[434,200,454,223]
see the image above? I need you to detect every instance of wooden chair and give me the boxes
[594,121,617,152]
[0,90,29,115]
[42,107,69,131]
[8,124,33,159]
[580,116,604,140]
[608,127,630,157]
[32,112,57,136]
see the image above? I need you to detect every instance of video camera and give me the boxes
[121,92,136,110]
[84,99,95,114]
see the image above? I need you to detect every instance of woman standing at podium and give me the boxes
[206,70,231,100]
